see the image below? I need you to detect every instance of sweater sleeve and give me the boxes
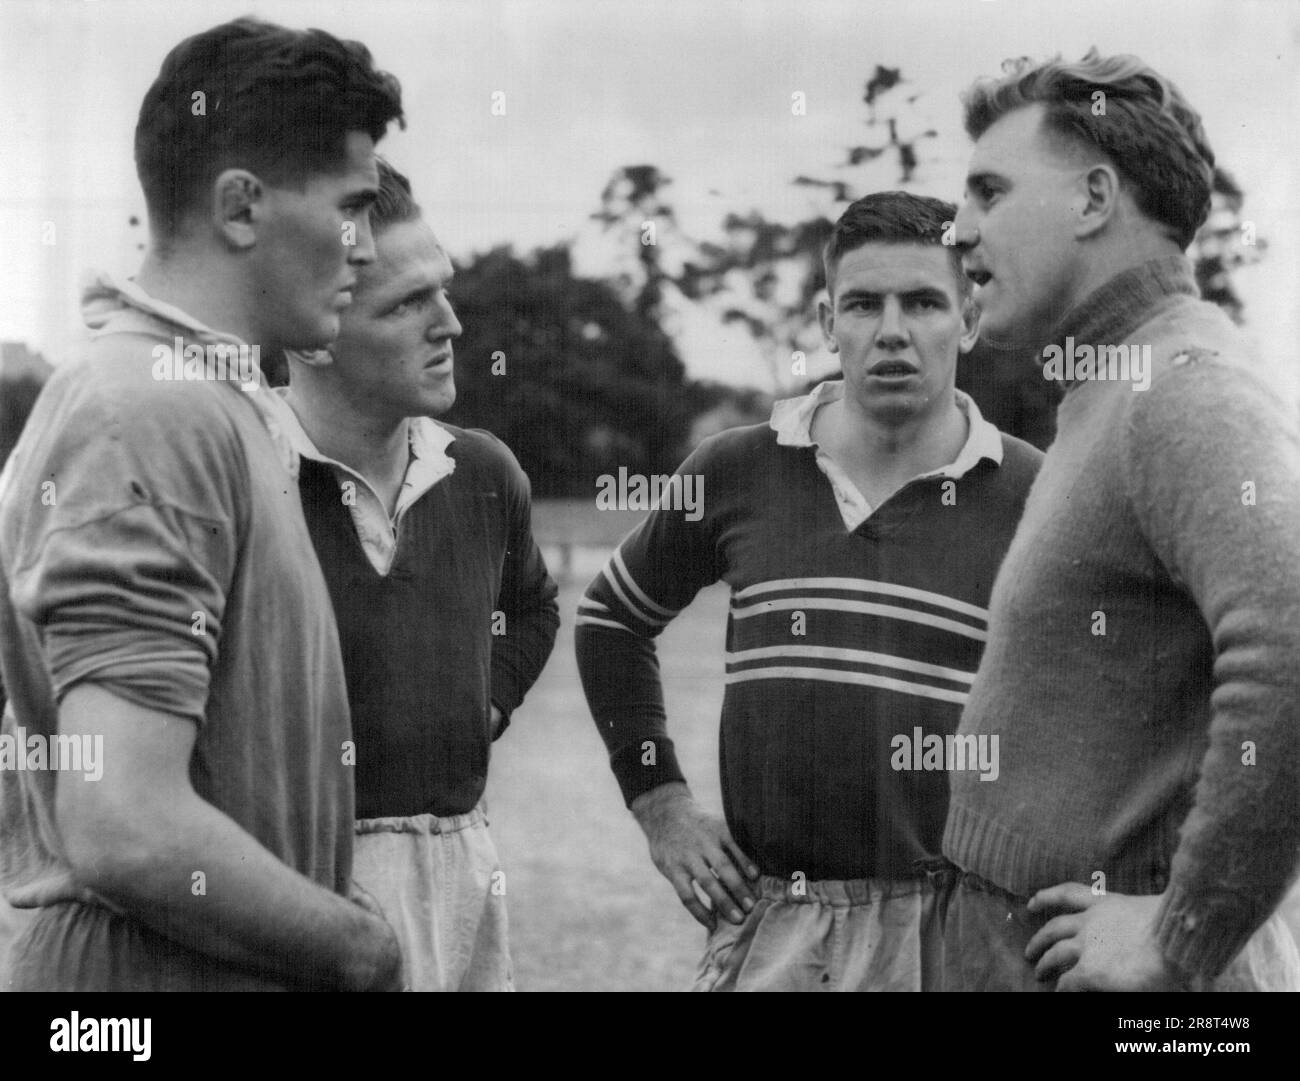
[575,441,725,806]
[487,442,560,732]
[1124,352,1300,981]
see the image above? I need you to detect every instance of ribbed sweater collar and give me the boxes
[1053,255,1198,359]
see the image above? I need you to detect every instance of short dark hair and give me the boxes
[371,157,422,234]
[135,17,404,238]
[824,191,966,297]
[962,49,1215,248]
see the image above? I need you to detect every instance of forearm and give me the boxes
[57,683,400,990]
[71,792,399,990]
[574,623,687,804]
[1153,667,1300,978]
[490,604,559,716]
[491,513,560,715]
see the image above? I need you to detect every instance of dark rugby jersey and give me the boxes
[576,384,1040,880]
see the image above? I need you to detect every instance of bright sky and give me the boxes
[1,0,1296,392]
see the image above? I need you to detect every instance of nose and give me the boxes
[429,295,462,341]
[347,212,377,266]
[875,296,908,348]
[952,201,980,251]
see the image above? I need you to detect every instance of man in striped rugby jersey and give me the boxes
[576,191,1042,991]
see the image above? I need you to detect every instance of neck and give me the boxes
[825,389,968,479]
[1055,229,1184,334]
[135,245,266,349]
[285,378,409,486]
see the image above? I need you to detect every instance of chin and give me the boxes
[285,318,339,354]
[974,304,1014,342]
[984,301,1056,349]
[418,388,456,418]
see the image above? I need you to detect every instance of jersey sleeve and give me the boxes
[575,439,726,805]
[5,371,245,726]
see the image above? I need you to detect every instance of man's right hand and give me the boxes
[631,783,760,928]
[344,904,405,992]
[56,683,409,992]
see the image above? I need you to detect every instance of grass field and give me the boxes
[485,565,728,992]
[489,551,1300,992]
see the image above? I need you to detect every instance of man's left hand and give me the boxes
[1025,883,1189,991]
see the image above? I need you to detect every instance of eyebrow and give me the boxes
[838,286,951,304]
[390,284,434,307]
[345,189,379,208]
[388,268,454,308]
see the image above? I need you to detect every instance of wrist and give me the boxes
[339,908,402,991]
[612,737,688,807]
[631,781,691,823]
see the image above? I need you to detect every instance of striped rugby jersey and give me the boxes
[576,383,1042,880]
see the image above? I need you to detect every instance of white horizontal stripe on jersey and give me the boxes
[612,550,678,620]
[729,596,987,642]
[574,614,639,634]
[600,556,672,629]
[725,665,970,705]
[732,576,988,624]
[726,644,975,686]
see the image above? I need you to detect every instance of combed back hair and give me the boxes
[824,191,966,297]
[962,49,1215,249]
[371,157,422,234]
[135,17,404,238]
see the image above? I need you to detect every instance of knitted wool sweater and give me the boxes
[943,256,1300,981]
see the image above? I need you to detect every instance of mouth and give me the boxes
[868,360,919,378]
[424,351,453,370]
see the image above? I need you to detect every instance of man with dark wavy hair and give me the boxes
[945,49,1300,991]
[0,18,406,990]
[578,191,1040,991]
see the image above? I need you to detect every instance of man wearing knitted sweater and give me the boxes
[282,160,559,991]
[577,192,1042,991]
[945,49,1300,991]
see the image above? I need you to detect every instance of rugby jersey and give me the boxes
[576,383,1042,880]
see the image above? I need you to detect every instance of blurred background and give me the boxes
[2,0,1297,989]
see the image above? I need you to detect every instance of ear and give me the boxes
[957,296,981,355]
[1074,162,1120,240]
[212,169,264,251]
[817,294,838,353]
